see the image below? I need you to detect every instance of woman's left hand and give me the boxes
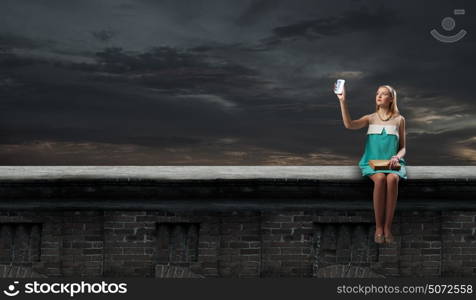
[388,156,399,169]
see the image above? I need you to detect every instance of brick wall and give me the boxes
[441,211,476,276]
[1,209,475,277]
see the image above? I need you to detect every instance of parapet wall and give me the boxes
[0,166,475,278]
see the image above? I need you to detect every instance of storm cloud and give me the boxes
[0,0,475,165]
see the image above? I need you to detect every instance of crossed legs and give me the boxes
[369,173,400,239]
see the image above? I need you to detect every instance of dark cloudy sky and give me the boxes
[1,0,475,165]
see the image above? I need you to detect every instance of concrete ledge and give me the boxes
[0,166,475,211]
[1,166,475,180]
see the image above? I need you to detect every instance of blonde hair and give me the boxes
[375,85,399,115]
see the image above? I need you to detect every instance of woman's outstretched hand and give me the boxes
[334,83,346,102]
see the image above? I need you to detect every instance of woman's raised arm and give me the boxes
[335,84,369,130]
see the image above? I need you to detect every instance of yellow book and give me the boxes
[369,160,401,171]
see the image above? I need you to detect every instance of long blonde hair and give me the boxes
[375,85,399,115]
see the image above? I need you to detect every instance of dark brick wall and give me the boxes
[261,211,313,277]
[103,211,155,277]
[441,212,476,276]
[0,210,475,278]
[0,223,41,264]
[62,211,104,277]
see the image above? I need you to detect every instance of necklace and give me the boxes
[377,110,393,121]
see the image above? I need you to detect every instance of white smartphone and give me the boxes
[334,79,345,94]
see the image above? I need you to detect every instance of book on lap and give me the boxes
[368,160,401,171]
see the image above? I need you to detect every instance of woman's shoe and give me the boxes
[374,233,385,244]
[384,234,395,244]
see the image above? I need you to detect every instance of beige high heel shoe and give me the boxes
[384,234,395,244]
[374,233,385,244]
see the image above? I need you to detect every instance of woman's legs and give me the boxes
[384,173,400,237]
[369,173,387,236]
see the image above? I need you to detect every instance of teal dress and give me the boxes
[358,123,407,180]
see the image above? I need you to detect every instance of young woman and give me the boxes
[335,84,407,244]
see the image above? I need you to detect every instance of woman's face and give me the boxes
[375,87,393,108]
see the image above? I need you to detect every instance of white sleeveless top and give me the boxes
[366,112,403,139]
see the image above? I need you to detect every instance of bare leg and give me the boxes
[384,173,400,237]
[369,173,387,236]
